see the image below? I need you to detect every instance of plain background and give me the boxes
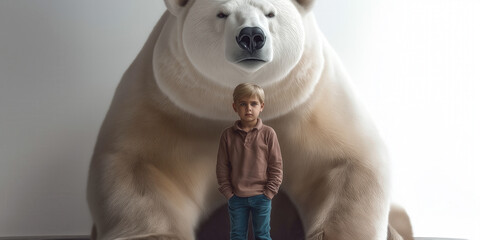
[0,0,478,239]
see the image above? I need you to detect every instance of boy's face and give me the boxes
[233,95,264,124]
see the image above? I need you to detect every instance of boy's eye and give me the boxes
[251,102,258,106]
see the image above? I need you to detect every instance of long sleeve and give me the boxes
[264,130,283,199]
[216,132,234,200]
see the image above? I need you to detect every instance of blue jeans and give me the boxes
[228,194,272,240]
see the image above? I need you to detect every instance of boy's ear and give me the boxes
[164,0,189,16]
[232,103,238,112]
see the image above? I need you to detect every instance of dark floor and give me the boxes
[0,236,469,240]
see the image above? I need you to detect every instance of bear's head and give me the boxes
[153,0,322,121]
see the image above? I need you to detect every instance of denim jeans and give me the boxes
[228,194,272,240]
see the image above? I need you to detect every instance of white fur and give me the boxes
[87,0,412,239]
[153,0,309,121]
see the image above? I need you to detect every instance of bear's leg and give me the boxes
[387,225,405,240]
[388,205,414,240]
[284,160,391,240]
[113,233,183,240]
[89,155,215,240]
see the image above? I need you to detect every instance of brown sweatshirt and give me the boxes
[216,119,283,200]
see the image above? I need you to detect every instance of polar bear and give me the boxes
[87,0,413,239]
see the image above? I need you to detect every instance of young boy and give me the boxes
[216,83,283,240]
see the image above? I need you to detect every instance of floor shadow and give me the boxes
[196,191,305,240]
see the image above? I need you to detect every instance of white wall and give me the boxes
[314,1,480,239]
[0,0,164,236]
[0,0,478,239]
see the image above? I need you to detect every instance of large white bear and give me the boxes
[87,0,413,239]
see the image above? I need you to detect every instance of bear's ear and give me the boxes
[164,0,189,16]
[294,0,315,12]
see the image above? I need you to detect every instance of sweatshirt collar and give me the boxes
[234,118,263,132]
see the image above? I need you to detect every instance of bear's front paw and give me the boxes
[115,233,182,240]
[307,230,325,240]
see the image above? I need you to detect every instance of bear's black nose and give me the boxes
[236,27,266,54]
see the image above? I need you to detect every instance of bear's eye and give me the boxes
[217,12,228,19]
[266,12,275,18]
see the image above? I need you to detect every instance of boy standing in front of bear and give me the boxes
[216,83,283,240]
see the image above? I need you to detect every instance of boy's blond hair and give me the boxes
[233,83,265,103]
